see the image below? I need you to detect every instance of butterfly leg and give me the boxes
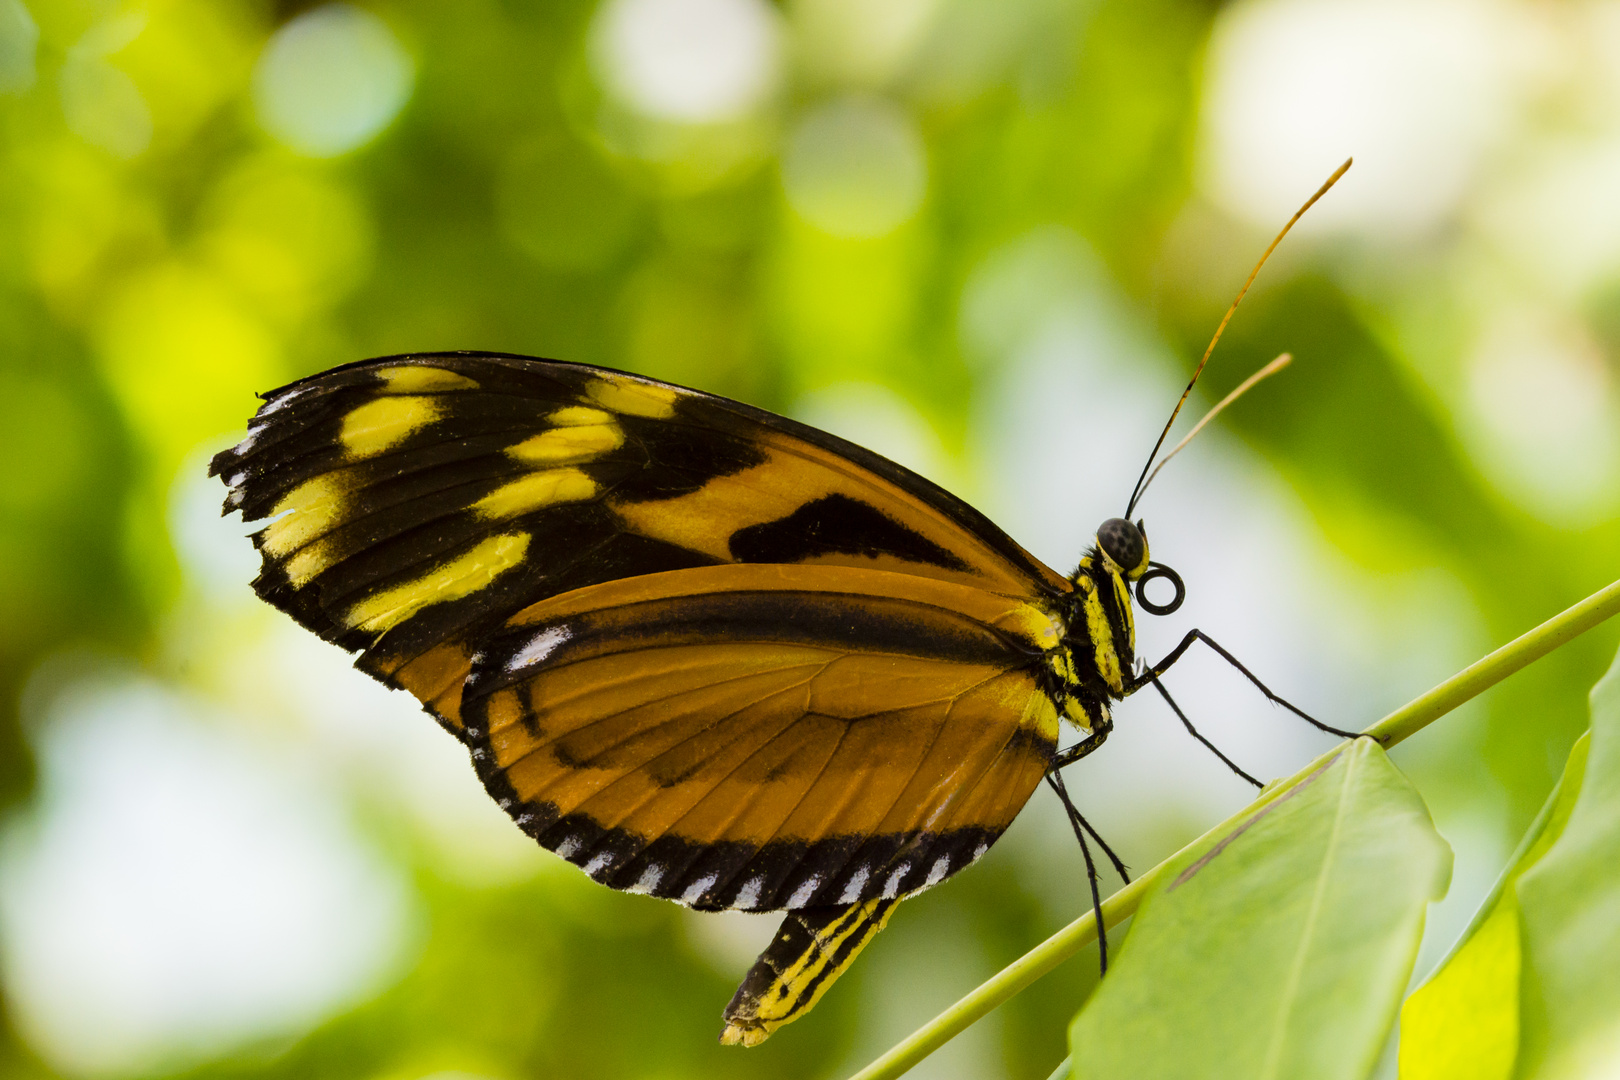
[1044,769,1126,974]
[1049,712,1113,770]
[1150,677,1262,788]
[1126,629,1359,740]
[720,898,898,1047]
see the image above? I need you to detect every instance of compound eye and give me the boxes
[1096,517,1147,576]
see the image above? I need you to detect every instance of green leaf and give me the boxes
[1397,732,1589,1080]
[1515,649,1620,1079]
[1068,739,1451,1080]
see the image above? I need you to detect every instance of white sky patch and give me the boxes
[0,677,413,1076]
[509,626,573,672]
[591,0,782,123]
[1198,0,1529,236]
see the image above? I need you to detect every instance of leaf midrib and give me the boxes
[1258,749,1358,1080]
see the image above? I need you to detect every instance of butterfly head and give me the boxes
[1096,517,1149,579]
[1096,517,1184,617]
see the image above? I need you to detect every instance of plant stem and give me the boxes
[845,577,1620,1080]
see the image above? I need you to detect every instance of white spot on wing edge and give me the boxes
[508,626,572,672]
[838,866,870,904]
[925,855,951,886]
[556,836,581,859]
[736,875,767,910]
[584,851,614,878]
[628,865,665,895]
[682,873,719,905]
[788,875,822,907]
[259,387,306,415]
[882,863,910,898]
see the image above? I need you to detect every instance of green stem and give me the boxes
[846,577,1620,1080]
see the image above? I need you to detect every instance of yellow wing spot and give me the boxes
[475,469,598,519]
[1020,691,1061,740]
[586,376,677,418]
[548,406,613,426]
[284,537,336,587]
[507,424,623,464]
[340,395,441,458]
[344,532,530,635]
[262,475,345,558]
[375,365,480,393]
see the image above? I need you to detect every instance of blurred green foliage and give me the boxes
[1,0,1617,1078]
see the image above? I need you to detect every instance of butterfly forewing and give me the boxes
[212,353,1066,736]
[461,564,1063,910]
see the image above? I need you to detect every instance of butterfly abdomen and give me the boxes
[721,900,898,1047]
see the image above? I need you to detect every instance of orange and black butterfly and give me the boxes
[212,168,1353,1047]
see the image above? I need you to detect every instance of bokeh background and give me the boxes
[1,0,1617,1077]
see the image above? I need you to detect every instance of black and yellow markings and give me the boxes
[211,353,1120,1045]
[1072,558,1128,695]
[342,532,531,634]
[721,899,898,1046]
[584,373,677,418]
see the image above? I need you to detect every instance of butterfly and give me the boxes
[212,164,1353,1048]
[208,352,1187,1042]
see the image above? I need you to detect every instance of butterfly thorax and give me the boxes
[1047,550,1137,732]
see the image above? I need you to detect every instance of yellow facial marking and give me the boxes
[340,395,440,458]
[1112,570,1136,650]
[586,376,677,418]
[474,469,598,519]
[344,532,530,634]
[507,424,623,464]
[375,366,479,393]
[262,475,345,557]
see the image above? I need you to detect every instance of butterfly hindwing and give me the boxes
[211,353,1066,735]
[461,563,1064,911]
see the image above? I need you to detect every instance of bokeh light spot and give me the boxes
[253,5,413,157]
[782,96,926,238]
[1200,0,1522,234]
[1465,306,1619,522]
[592,0,782,123]
[0,678,413,1076]
[0,0,38,92]
[792,381,951,487]
[60,14,154,161]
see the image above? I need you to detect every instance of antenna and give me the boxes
[1133,353,1292,502]
[1124,157,1351,518]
